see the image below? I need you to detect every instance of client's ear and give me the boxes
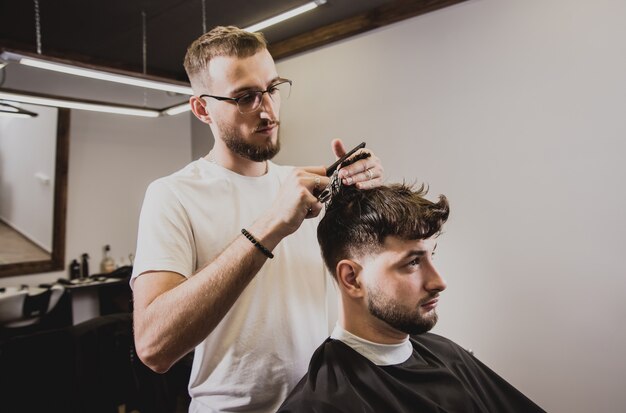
[190,96,212,125]
[336,259,364,298]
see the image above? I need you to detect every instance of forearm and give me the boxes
[134,217,285,372]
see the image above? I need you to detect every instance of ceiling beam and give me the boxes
[269,0,469,60]
[0,0,467,81]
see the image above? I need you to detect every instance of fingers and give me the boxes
[299,171,329,194]
[300,180,323,220]
[269,169,329,237]
[292,169,328,219]
[305,199,324,219]
[290,168,330,194]
[301,165,327,176]
[337,150,384,188]
[331,138,346,159]
[354,175,384,190]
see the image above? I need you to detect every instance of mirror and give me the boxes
[0,106,68,278]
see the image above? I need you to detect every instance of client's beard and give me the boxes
[220,119,281,162]
[366,285,439,335]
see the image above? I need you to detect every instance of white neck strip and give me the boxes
[330,323,412,366]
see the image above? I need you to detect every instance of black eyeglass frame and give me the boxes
[198,78,292,114]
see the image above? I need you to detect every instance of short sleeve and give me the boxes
[130,179,195,289]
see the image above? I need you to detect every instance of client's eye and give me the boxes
[237,93,257,105]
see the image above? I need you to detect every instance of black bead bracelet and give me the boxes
[241,228,274,259]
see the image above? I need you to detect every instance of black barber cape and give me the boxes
[277,333,545,413]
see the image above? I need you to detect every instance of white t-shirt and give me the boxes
[132,159,337,413]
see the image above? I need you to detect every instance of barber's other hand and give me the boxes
[268,167,329,237]
[331,139,384,189]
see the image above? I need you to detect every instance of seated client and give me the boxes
[278,183,545,412]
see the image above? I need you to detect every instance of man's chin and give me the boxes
[404,313,438,335]
[223,135,280,162]
[248,142,280,162]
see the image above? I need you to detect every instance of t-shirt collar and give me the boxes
[330,323,413,366]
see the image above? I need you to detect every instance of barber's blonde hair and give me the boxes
[184,26,267,89]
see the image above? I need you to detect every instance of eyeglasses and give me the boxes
[199,79,292,114]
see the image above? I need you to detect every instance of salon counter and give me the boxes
[62,276,132,325]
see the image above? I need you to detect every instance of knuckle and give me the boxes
[298,187,309,198]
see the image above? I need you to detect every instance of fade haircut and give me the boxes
[317,183,450,279]
[183,26,268,90]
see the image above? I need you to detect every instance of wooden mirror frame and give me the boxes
[0,108,69,278]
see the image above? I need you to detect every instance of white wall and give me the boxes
[191,114,214,160]
[0,110,192,287]
[276,0,626,412]
[0,104,57,250]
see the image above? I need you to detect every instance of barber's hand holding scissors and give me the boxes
[267,166,329,238]
[261,139,384,240]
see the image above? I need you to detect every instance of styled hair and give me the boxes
[183,26,267,86]
[317,183,450,278]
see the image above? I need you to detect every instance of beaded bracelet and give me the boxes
[241,228,274,259]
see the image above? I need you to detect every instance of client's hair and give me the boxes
[317,183,450,278]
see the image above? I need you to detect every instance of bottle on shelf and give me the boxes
[69,259,80,280]
[100,244,116,273]
[81,253,90,279]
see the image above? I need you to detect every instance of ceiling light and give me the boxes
[244,0,327,33]
[0,90,160,118]
[0,101,38,118]
[1,51,193,95]
[162,101,191,116]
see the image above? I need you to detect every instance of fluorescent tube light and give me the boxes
[1,51,192,95]
[244,0,327,33]
[0,91,160,118]
[13,55,192,95]
[162,101,191,116]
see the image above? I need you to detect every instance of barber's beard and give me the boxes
[366,285,438,335]
[218,119,281,162]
